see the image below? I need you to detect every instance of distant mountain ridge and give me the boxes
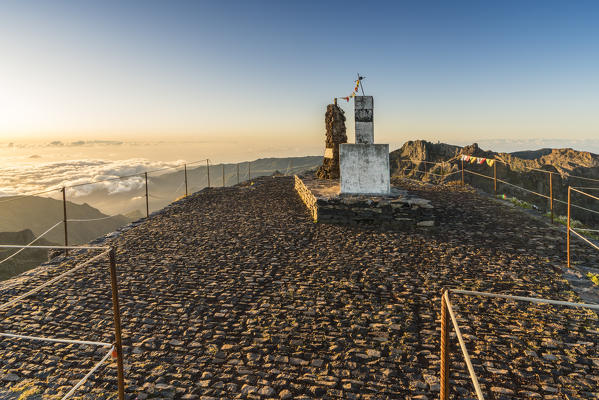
[390,140,599,225]
[0,229,56,281]
[390,140,599,174]
[0,196,133,245]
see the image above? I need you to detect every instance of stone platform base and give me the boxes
[294,175,435,229]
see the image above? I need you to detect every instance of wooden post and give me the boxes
[549,172,554,224]
[493,162,497,198]
[461,159,464,186]
[567,186,571,269]
[184,164,188,197]
[62,187,68,256]
[440,290,449,400]
[144,172,149,218]
[222,164,225,187]
[237,163,240,184]
[206,159,210,188]
[248,161,251,180]
[108,248,126,400]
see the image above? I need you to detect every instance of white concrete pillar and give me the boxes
[340,143,390,194]
[355,96,373,144]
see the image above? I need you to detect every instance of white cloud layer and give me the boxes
[0,158,185,198]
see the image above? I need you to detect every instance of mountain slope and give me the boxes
[0,196,133,245]
[0,229,56,280]
[47,156,323,215]
[390,140,599,225]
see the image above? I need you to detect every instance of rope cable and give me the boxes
[444,292,485,400]
[0,221,64,265]
[569,228,599,251]
[451,289,599,311]
[571,187,599,202]
[0,249,109,311]
[60,345,115,400]
[0,332,111,347]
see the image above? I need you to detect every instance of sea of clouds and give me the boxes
[0,158,185,198]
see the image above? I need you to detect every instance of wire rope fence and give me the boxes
[396,155,599,268]
[0,156,305,397]
[0,245,125,399]
[567,186,599,269]
[0,157,303,273]
[439,288,599,400]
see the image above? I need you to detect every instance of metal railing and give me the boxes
[439,288,599,400]
[567,186,599,268]
[0,245,125,400]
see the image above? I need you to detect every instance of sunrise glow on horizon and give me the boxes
[1,1,598,150]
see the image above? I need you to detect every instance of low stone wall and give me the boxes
[294,175,319,221]
[294,175,435,229]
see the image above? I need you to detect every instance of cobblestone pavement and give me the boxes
[0,176,597,399]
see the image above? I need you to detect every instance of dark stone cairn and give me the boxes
[316,102,347,179]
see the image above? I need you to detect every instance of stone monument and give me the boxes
[316,100,347,179]
[339,96,390,194]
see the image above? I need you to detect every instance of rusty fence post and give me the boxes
[440,289,450,400]
[549,172,554,224]
[461,159,464,186]
[108,248,126,400]
[567,186,571,269]
[237,163,240,184]
[184,164,188,197]
[493,162,497,198]
[206,159,210,188]
[62,187,68,256]
[144,172,149,218]
[222,164,225,187]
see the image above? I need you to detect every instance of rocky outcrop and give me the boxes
[316,103,347,179]
[390,140,462,163]
[390,140,599,225]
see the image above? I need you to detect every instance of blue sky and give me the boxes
[1,1,598,154]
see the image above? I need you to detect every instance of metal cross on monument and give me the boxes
[357,73,365,95]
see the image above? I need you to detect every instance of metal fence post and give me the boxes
[237,163,240,184]
[493,162,497,198]
[440,289,450,400]
[222,164,225,187]
[184,164,188,197]
[108,248,126,400]
[461,159,464,186]
[567,186,571,269]
[206,159,210,188]
[62,187,68,256]
[549,172,554,224]
[144,172,149,218]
